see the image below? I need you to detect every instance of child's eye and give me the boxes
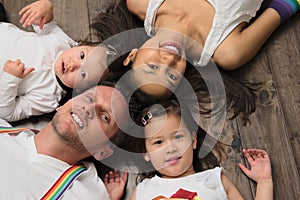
[174,135,183,140]
[147,64,158,70]
[153,140,162,145]
[80,51,85,60]
[81,70,86,78]
[168,73,177,81]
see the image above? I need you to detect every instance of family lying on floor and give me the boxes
[1,0,299,199]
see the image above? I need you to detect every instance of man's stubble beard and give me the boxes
[51,111,88,154]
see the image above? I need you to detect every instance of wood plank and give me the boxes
[265,15,300,170]
[232,40,300,199]
[220,119,254,199]
[52,0,90,41]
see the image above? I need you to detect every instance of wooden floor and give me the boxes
[2,0,300,199]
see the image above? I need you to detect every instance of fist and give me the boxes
[3,59,35,78]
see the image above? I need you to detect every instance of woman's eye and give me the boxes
[81,70,86,78]
[100,112,109,123]
[80,51,85,60]
[168,73,177,81]
[147,64,158,70]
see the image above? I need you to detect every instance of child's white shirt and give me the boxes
[0,21,77,121]
[135,167,228,200]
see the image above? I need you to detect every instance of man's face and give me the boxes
[51,85,128,160]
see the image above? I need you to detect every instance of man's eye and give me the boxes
[147,64,158,70]
[80,51,85,59]
[87,95,93,103]
[168,73,177,81]
[81,70,86,78]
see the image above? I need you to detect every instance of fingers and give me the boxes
[242,148,269,161]
[239,163,250,176]
[104,170,128,184]
[23,67,35,76]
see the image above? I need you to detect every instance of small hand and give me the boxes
[3,59,35,78]
[104,170,128,200]
[19,0,53,29]
[239,149,272,184]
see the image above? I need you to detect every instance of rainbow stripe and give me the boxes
[41,164,87,200]
[0,126,30,134]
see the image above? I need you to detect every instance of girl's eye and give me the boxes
[81,70,86,78]
[168,73,177,81]
[80,51,85,60]
[174,135,183,140]
[153,140,162,145]
[147,64,158,70]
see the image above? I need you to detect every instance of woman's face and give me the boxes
[144,114,196,178]
[124,36,187,97]
[54,45,110,91]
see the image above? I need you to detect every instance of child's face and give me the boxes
[144,114,196,178]
[54,45,109,90]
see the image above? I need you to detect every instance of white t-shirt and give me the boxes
[0,131,110,199]
[135,167,227,200]
[0,21,77,122]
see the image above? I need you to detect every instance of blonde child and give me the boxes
[129,100,273,200]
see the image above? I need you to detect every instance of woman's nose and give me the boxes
[160,49,178,66]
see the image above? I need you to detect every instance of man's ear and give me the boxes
[93,144,114,161]
[123,48,138,66]
[192,131,197,150]
[143,153,150,162]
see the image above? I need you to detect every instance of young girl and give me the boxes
[0,0,114,122]
[130,100,273,200]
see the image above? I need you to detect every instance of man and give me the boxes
[0,85,128,199]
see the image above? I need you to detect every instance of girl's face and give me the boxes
[54,45,109,91]
[124,35,187,98]
[144,114,196,178]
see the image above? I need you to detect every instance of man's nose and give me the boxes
[81,104,94,118]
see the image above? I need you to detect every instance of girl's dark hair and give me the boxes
[126,100,225,183]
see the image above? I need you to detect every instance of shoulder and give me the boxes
[221,173,244,199]
[126,0,148,19]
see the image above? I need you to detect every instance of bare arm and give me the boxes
[126,0,148,20]
[239,149,273,200]
[221,173,244,200]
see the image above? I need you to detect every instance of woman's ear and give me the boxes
[123,48,138,66]
[143,153,150,161]
[192,131,197,150]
